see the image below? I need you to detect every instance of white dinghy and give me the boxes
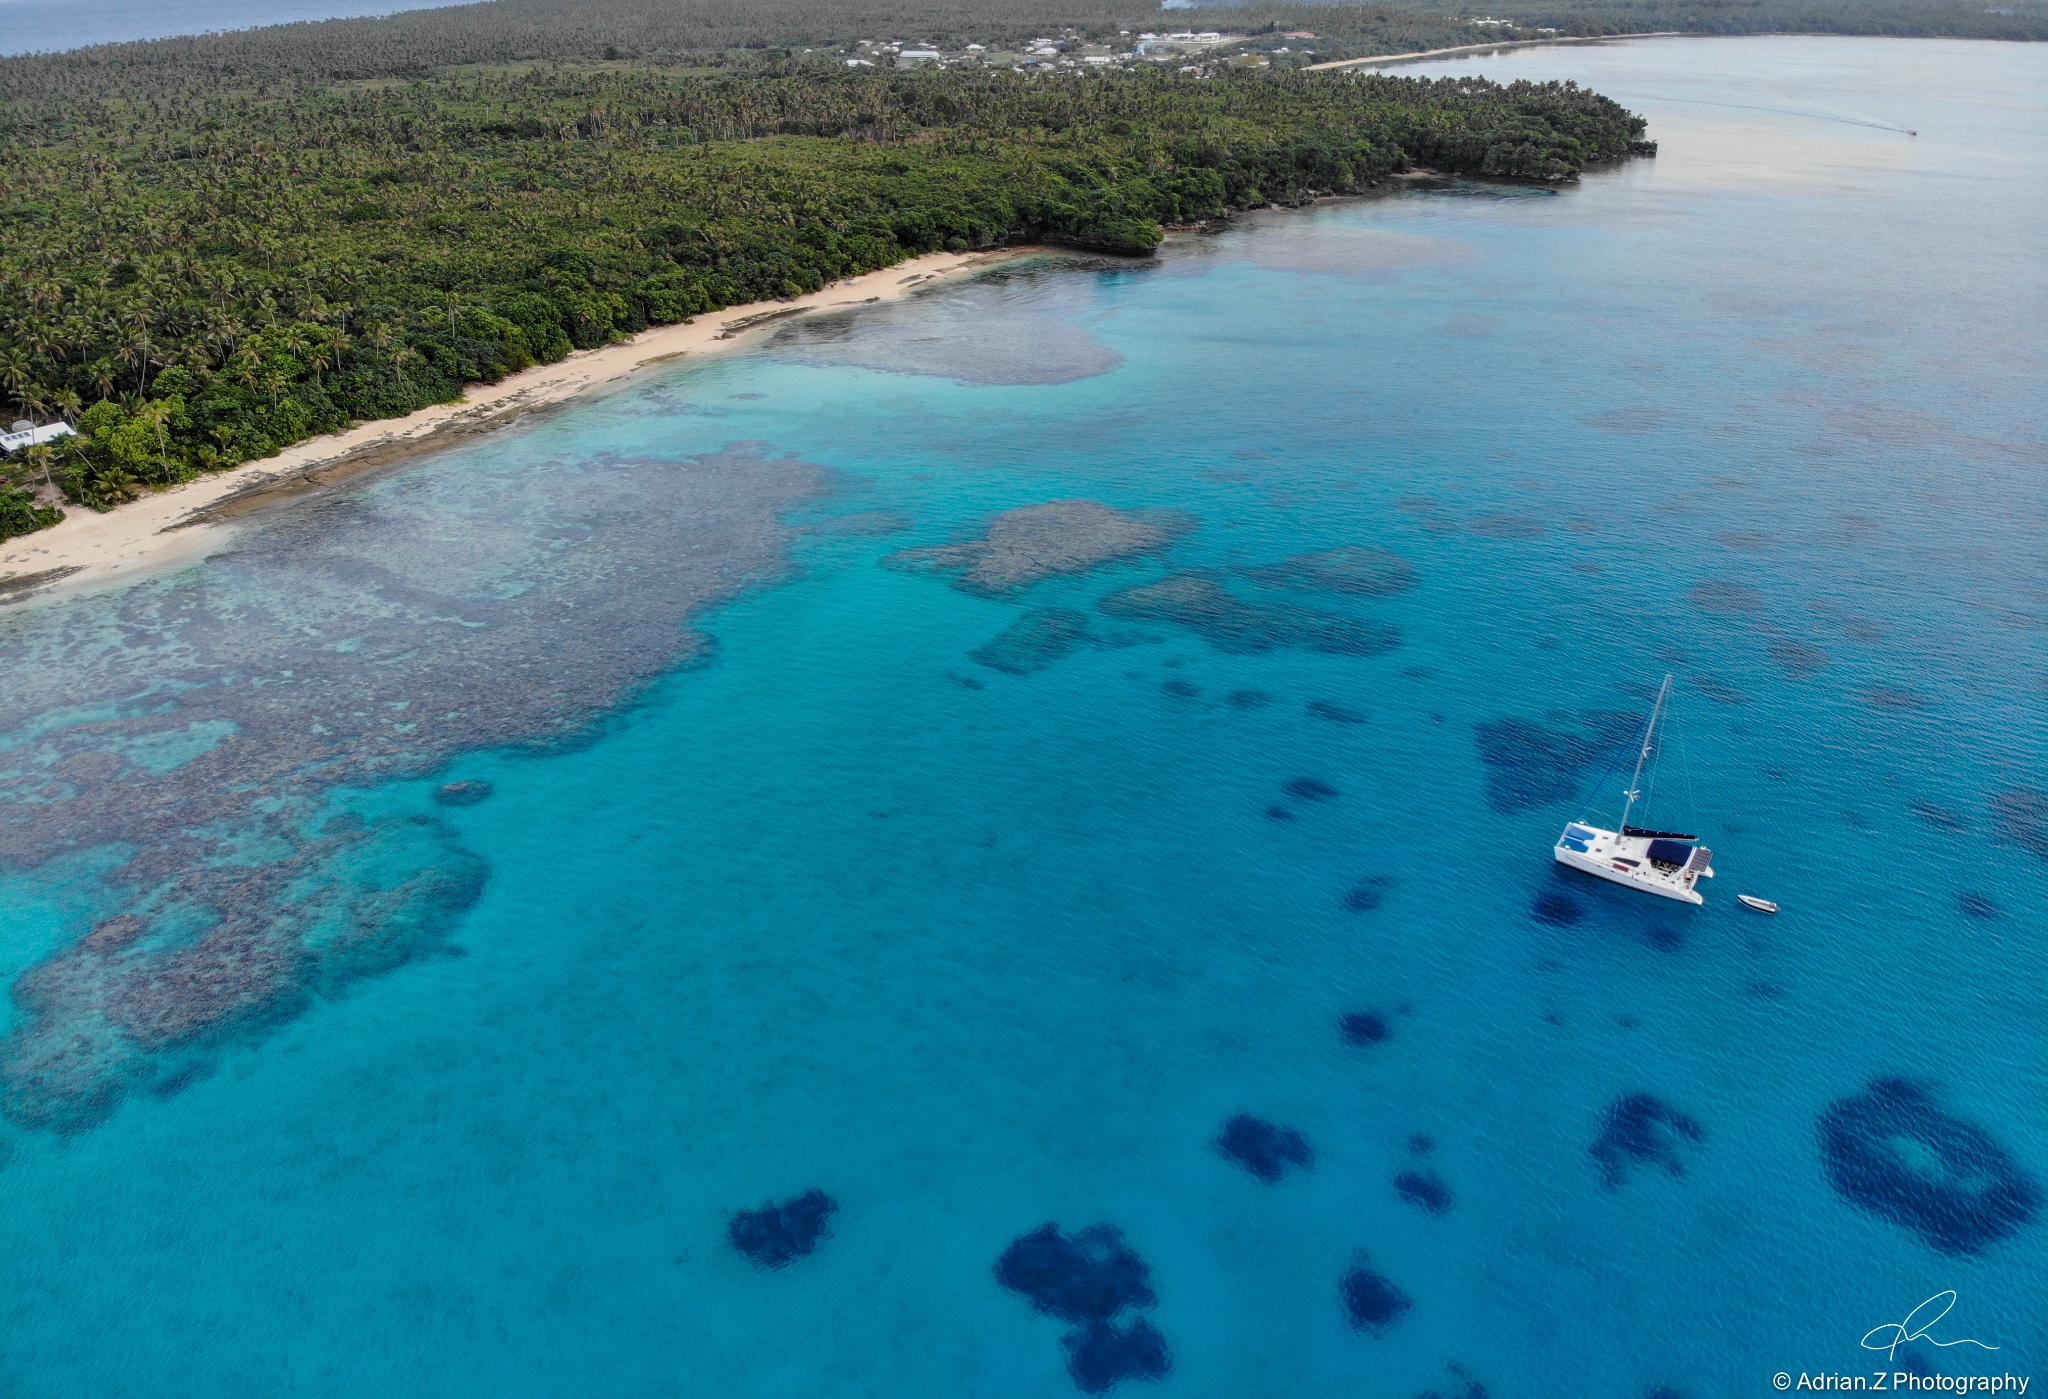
[1553,674,1715,905]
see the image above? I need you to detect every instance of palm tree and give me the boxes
[126,308,156,395]
[0,346,31,409]
[135,398,174,479]
[21,442,57,491]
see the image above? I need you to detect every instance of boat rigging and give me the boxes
[1553,674,1716,905]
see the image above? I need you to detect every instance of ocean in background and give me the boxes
[0,0,467,56]
[1,36,2043,1399]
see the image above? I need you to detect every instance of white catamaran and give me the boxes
[1553,674,1715,905]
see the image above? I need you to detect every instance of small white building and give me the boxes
[0,421,76,455]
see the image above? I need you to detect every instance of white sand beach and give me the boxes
[0,247,1031,608]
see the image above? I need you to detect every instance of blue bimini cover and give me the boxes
[1646,839,1694,867]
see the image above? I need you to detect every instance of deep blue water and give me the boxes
[2,36,2044,1399]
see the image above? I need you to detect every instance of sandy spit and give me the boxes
[0,246,1034,610]
[1305,31,1682,71]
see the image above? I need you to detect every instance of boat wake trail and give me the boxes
[1637,94,1917,135]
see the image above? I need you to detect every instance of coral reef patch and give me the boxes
[1989,786,2047,862]
[996,1224,1169,1393]
[1343,876,1394,912]
[1766,638,1829,675]
[0,444,824,1134]
[728,1189,838,1270]
[1340,1257,1413,1334]
[886,500,1190,596]
[1062,1319,1172,1394]
[1688,580,1763,614]
[1394,1170,1453,1214]
[1098,573,1398,656]
[1818,1078,2039,1255]
[1472,711,1643,813]
[969,608,1141,675]
[1340,1011,1391,1046]
[1589,1093,1705,1190]
[996,1224,1157,1325]
[1216,1114,1314,1183]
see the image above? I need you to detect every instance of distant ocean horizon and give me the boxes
[0,0,467,56]
[1,35,2042,1399]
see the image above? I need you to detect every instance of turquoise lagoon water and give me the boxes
[2,36,2043,1399]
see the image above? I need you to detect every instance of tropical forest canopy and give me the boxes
[0,0,2036,537]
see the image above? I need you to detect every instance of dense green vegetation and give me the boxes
[0,63,1647,529]
[0,472,65,539]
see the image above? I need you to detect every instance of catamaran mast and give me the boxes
[1619,673,1672,835]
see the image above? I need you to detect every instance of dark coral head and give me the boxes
[1340,1261,1412,1333]
[1818,1078,2040,1256]
[995,1223,1157,1325]
[1062,1318,1172,1394]
[728,1189,837,1269]
[1340,1011,1391,1046]
[1216,1114,1314,1183]
[1394,1170,1453,1214]
[1589,1093,1705,1190]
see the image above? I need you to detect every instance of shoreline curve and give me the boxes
[0,246,1040,611]
[1306,31,1685,71]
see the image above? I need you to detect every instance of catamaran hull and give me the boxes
[1554,846,1706,903]
[1553,823,1714,904]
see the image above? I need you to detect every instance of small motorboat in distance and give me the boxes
[1738,895,1779,914]
[1554,674,1715,905]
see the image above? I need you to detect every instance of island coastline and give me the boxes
[1306,31,1685,71]
[0,246,1038,610]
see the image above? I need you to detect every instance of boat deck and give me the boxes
[1554,824,1713,904]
